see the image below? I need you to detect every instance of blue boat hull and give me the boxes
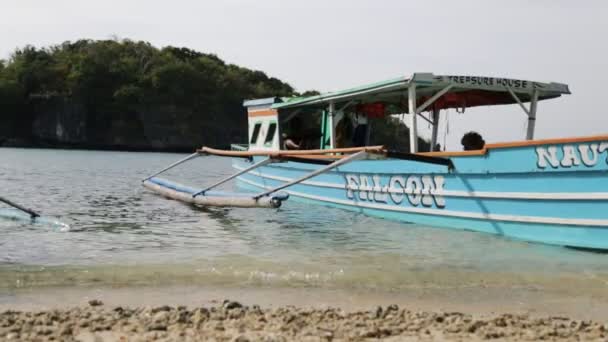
[233,138,608,249]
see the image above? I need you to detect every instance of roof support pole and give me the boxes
[337,100,354,113]
[415,84,454,114]
[408,84,418,153]
[328,101,336,149]
[506,86,539,141]
[430,108,440,151]
[505,86,530,116]
[280,109,302,123]
[526,89,539,140]
[416,112,434,125]
[320,110,328,149]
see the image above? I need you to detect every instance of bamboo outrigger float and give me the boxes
[143,72,608,250]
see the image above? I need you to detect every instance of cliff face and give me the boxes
[2,97,247,152]
[0,39,295,151]
[29,98,88,146]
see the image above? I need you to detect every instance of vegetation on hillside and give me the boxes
[0,38,419,150]
[0,39,296,117]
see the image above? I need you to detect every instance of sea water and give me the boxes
[1,148,608,315]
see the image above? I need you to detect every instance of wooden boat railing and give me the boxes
[200,145,453,168]
[198,145,385,157]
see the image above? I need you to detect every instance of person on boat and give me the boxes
[351,113,369,147]
[335,115,354,148]
[282,133,301,150]
[461,131,485,151]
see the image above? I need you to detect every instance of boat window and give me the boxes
[250,123,262,144]
[265,123,277,145]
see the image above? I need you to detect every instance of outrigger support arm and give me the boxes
[0,196,40,218]
[192,157,277,198]
[142,152,200,182]
[253,150,368,200]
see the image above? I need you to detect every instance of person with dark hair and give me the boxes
[461,131,485,151]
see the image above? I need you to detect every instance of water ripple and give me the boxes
[1,148,608,292]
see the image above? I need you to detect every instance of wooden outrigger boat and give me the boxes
[143,73,608,250]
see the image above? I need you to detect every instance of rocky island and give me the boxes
[0,39,297,152]
[0,39,416,152]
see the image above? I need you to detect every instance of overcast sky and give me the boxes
[2,0,606,149]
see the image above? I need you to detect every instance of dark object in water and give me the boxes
[0,196,40,218]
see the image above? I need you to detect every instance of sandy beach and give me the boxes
[1,285,608,341]
[2,299,608,341]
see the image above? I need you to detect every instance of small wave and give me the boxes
[0,208,71,231]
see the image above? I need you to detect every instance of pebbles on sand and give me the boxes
[1,301,606,341]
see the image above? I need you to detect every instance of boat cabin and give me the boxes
[243,73,570,153]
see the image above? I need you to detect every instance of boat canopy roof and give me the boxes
[242,72,571,153]
[251,73,570,113]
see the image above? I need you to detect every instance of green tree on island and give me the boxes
[0,39,296,150]
[0,39,416,150]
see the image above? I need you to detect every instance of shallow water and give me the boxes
[1,148,608,300]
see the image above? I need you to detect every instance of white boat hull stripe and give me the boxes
[234,166,608,200]
[236,176,608,227]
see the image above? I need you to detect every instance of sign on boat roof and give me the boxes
[246,73,570,112]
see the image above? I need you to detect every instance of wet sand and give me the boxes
[3,284,608,320]
[1,285,608,341]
